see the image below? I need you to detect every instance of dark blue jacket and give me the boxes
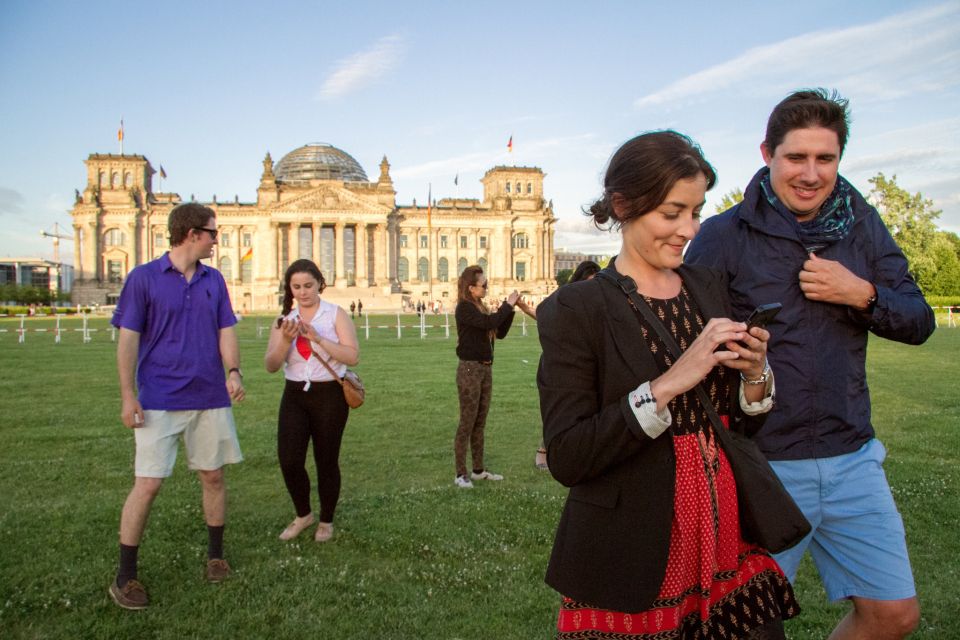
[685,169,935,460]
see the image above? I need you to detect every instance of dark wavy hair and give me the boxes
[276,259,326,327]
[457,265,488,313]
[585,130,716,229]
[570,260,600,283]
[765,88,850,156]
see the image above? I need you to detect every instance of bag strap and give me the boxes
[595,271,728,435]
[309,344,345,388]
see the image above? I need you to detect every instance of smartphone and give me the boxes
[745,302,782,330]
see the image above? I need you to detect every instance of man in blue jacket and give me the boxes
[686,89,933,640]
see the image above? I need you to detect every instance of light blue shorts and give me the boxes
[769,438,916,602]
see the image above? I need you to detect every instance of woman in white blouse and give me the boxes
[265,259,359,542]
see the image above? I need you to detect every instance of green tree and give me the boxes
[714,187,744,214]
[555,269,573,286]
[868,173,942,293]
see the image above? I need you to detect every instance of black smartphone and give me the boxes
[745,302,782,330]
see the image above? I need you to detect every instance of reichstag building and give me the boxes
[69,143,558,311]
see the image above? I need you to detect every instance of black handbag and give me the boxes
[598,271,811,553]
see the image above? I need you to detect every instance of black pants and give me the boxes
[278,380,349,522]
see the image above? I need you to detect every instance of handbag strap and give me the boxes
[308,344,345,388]
[595,271,728,435]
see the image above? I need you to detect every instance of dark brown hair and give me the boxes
[765,88,850,156]
[570,260,601,283]
[168,202,216,246]
[276,259,326,327]
[586,130,716,229]
[457,265,488,313]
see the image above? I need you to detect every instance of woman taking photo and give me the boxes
[264,259,359,542]
[453,266,519,488]
[536,131,798,638]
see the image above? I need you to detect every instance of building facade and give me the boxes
[69,143,557,311]
[0,258,74,293]
[554,250,611,275]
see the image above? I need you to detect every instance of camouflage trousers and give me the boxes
[454,360,493,478]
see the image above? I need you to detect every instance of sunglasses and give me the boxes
[193,227,219,239]
[474,282,488,289]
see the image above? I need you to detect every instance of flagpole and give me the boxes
[427,182,433,303]
[119,117,124,156]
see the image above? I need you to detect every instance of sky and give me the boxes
[1,0,958,264]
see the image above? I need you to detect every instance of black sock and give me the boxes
[472,468,484,474]
[117,544,139,587]
[207,525,225,560]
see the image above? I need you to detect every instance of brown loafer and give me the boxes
[109,579,149,610]
[206,558,231,583]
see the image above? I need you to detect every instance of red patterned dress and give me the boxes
[556,287,799,639]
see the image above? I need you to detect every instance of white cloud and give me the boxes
[0,187,25,216]
[392,134,597,180]
[634,3,960,109]
[316,35,404,101]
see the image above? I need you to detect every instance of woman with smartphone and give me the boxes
[536,131,798,639]
[264,259,359,543]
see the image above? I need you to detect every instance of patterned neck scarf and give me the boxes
[759,167,854,252]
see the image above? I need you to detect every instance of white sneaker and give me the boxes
[454,475,474,488]
[470,470,504,481]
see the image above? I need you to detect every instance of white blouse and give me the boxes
[283,300,347,383]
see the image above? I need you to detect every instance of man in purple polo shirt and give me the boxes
[108,202,245,610]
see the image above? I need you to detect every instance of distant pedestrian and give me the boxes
[349,301,356,318]
[453,265,519,488]
[357,300,363,315]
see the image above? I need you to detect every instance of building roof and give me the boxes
[274,143,369,184]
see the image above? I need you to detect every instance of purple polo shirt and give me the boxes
[111,253,237,410]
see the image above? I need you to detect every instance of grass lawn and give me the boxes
[0,314,957,639]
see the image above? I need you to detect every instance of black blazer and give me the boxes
[536,262,764,613]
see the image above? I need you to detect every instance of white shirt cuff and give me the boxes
[739,368,776,415]
[629,381,672,439]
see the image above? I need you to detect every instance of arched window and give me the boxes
[417,257,430,282]
[112,172,121,189]
[124,172,133,188]
[527,182,533,194]
[458,257,468,276]
[219,256,233,281]
[512,233,529,249]
[397,257,409,282]
[104,228,125,246]
[438,257,449,282]
[505,182,511,193]
[478,257,488,274]
[240,258,252,283]
[99,171,108,188]
[516,182,521,193]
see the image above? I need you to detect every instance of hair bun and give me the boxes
[587,198,613,227]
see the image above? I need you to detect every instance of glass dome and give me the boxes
[274,143,369,184]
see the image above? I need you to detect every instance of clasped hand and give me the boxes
[652,318,769,404]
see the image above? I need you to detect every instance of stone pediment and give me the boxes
[274,185,392,214]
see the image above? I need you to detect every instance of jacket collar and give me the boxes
[595,259,723,382]
[738,167,869,245]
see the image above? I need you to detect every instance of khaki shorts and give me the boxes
[135,407,243,478]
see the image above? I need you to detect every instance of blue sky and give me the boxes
[1,0,958,263]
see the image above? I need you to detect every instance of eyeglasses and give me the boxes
[193,227,218,239]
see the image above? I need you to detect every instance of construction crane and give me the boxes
[40,222,72,264]
[40,222,73,296]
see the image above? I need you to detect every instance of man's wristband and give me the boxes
[228,367,243,379]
